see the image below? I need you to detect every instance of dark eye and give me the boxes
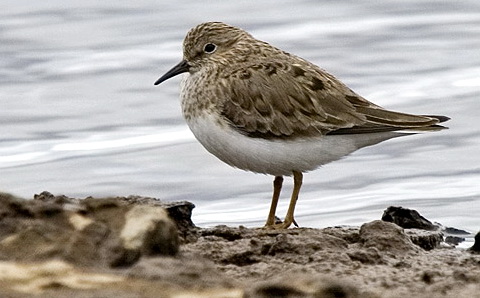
[203,43,217,53]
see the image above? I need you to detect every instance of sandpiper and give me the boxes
[154,22,449,229]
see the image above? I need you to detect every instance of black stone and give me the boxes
[470,231,480,253]
[445,236,465,246]
[381,206,438,230]
[444,226,471,235]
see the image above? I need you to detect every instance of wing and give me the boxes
[217,57,443,139]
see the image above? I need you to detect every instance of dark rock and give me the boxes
[381,206,472,249]
[162,201,197,242]
[470,231,480,253]
[444,227,471,235]
[442,227,473,247]
[382,206,438,230]
[445,236,465,246]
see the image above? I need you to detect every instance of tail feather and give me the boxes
[329,107,450,135]
[355,106,442,127]
[421,115,451,123]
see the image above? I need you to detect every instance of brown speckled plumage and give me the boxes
[155,22,449,229]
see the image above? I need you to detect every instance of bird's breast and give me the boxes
[182,113,402,176]
[180,71,221,121]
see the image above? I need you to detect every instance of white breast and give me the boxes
[185,114,404,176]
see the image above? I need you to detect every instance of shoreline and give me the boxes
[0,191,478,297]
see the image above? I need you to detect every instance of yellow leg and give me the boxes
[276,171,303,229]
[264,176,283,227]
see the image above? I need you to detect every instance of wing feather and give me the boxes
[218,57,443,139]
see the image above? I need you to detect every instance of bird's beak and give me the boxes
[154,60,190,85]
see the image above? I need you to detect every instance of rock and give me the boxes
[118,196,197,243]
[442,227,472,247]
[359,220,420,255]
[35,191,197,243]
[444,227,471,235]
[0,192,179,268]
[470,231,480,253]
[405,229,444,250]
[445,235,465,246]
[382,206,438,230]
[381,206,474,249]
[120,205,178,256]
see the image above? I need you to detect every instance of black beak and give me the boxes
[154,60,190,85]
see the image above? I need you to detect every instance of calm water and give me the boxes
[1,1,479,233]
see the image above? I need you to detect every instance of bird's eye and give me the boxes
[203,43,217,54]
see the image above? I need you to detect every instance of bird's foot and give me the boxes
[262,217,298,230]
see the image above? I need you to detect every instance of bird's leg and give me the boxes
[264,176,283,228]
[276,171,303,229]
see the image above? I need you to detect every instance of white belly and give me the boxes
[186,114,404,176]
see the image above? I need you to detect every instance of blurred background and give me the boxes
[1,0,479,232]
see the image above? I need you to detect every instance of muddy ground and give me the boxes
[0,191,478,298]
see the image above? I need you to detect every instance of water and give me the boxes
[1,0,479,233]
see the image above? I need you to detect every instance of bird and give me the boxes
[154,22,449,229]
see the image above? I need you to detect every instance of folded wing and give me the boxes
[218,57,448,139]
